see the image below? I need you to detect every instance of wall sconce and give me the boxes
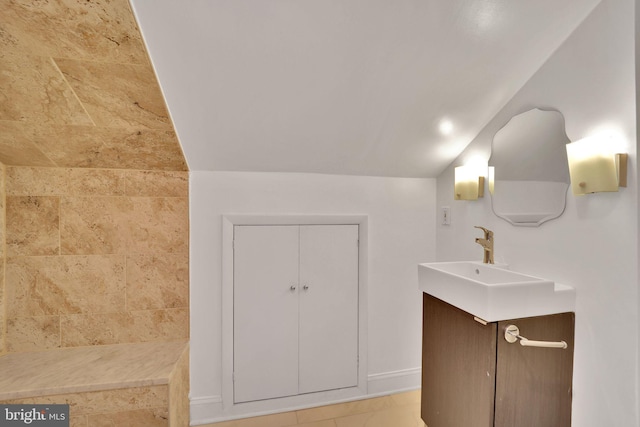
[566,136,628,195]
[454,166,485,200]
[488,166,495,195]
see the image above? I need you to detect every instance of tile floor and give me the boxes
[200,390,426,427]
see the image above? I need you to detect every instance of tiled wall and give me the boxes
[0,0,187,172]
[4,166,189,353]
[0,163,5,355]
[5,385,170,427]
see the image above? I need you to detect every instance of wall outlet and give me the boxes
[441,206,451,225]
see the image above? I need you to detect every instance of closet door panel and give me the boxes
[298,225,359,394]
[233,225,300,403]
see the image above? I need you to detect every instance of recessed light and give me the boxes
[439,120,454,135]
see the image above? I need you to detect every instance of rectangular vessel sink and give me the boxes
[418,261,575,321]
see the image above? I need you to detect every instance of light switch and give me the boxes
[441,206,451,225]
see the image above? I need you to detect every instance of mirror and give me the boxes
[489,108,570,227]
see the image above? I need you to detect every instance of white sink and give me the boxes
[418,261,575,321]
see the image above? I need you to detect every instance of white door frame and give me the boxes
[221,214,368,417]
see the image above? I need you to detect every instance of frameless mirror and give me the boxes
[489,108,570,227]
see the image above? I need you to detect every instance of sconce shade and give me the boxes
[488,167,495,195]
[566,137,627,195]
[455,166,485,200]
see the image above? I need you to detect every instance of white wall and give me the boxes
[190,171,436,423]
[436,0,638,425]
[636,0,640,418]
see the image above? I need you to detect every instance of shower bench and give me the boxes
[0,340,189,426]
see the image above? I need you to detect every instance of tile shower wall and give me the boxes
[0,0,187,172]
[0,164,5,355]
[4,166,189,353]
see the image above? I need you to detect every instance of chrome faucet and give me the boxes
[474,226,494,264]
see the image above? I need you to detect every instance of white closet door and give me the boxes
[298,225,359,394]
[233,225,300,403]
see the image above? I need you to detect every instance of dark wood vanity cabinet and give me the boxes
[421,293,574,427]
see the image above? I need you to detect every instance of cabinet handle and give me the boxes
[290,285,297,291]
[504,325,567,349]
[303,285,309,291]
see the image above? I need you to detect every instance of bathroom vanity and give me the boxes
[418,262,576,427]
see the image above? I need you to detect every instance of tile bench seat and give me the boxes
[0,340,189,426]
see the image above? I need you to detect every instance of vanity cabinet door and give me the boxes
[495,313,575,427]
[422,294,497,427]
[422,294,575,427]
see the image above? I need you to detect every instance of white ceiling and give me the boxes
[131,0,600,177]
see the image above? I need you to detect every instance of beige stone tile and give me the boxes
[60,195,189,256]
[6,255,126,317]
[4,387,168,415]
[0,164,5,356]
[60,312,130,346]
[54,58,172,130]
[296,397,396,424]
[6,166,69,196]
[70,415,88,427]
[297,421,337,427]
[169,345,190,427]
[0,123,186,171]
[128,309,189,343]
[334,405,425,427]
[203,412,298,427]
[389,390,421,406]
[126,253,189,310]
[7,167,126,197]
[6,196,60,256]
[202,393,425,427]
[61,309,188,346]
[0,0,148,64]
[67,169,126,196]
[30,125,186,171]
[88,407,169,427]
[60,196,133,255]
[0,258,7,356]
[125,171,189,197]
[0,121,56,167]
[127,197,189,254]
[0,341,186,400]
[0,53,93,125]
[6,315,61,352]
[0,163,5,256]
[82,388,167,415]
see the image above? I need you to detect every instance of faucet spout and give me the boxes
[474,226,494,264]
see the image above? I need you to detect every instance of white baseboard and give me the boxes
[190,395,222,425]
[366,367,421,395]
[189,367,421,426]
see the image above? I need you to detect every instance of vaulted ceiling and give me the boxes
[131,0,601,177]
[1,0,601,176]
